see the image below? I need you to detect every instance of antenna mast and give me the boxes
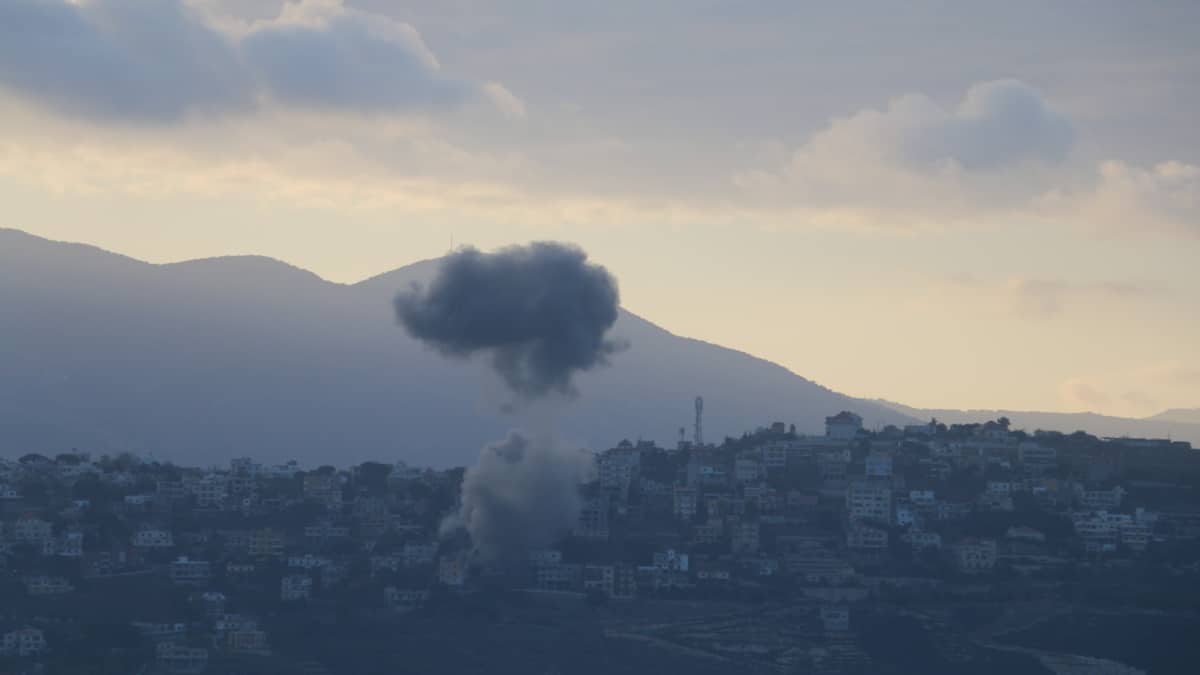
[694,396,704,447]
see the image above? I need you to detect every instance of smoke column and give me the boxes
[395,242,623,398]
[395,242,625,561]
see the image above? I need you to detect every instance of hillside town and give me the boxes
[2,412,1200,674]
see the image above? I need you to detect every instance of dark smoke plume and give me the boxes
[443,430,594,561]
[394,242,624,399]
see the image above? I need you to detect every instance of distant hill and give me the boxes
[877,400,1200,446]
[0,228,915,466]
[1147,408,1200,425]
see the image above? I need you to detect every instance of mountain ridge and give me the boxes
[1,229,918,466]
[875,399,1200,445]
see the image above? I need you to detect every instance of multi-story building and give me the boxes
[23,575,74,595]
[865,451,893,478]
[156,642,208,674]
[673,486,698,521]
[846,524,888,550]
[248,528,285,559]
[280,574,313,601]
[732,521,760,553]
[1,627,47,657]
[133,528,175,548]
[846,481,892,523]
[169,557,212,585]
[825,411,863,440]
[952,538,997,573]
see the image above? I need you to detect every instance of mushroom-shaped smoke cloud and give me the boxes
[395,242,626,562]
[394,242,624,399]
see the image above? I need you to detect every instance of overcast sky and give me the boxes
[3,0,1198,417]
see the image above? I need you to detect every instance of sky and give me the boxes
[1,0,1198,418]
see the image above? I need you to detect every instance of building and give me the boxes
[438,556,467,586]
[575,493,610,540]
[23,575,74,595]
[248,528,285,559]
[12,516,52,547]
[865,451,893,478]
[583,564,615,596]
[846,524,888,550]
[673,486,698,521]
[156,642,209,674]
[1018,443,1057,474]
[383,587,429,612]
[825,412,864,440]
[287,554,330,570]
[281,574,313,601]
[598,447,641,491]
[846,480,892,523]
[303,472,343,511]
[652,549,689,573]
[56,529,83,557]
[536,562,582,591]
[133,528,175,548]
[225,625,270,654]
[731,521,760,553]
[1,628,46,657]
[735,456,764,483]
[1080,486,1125,511]
[901,530,942,550]
[953,539,997,573]
[402,542,437,567]
[820,606,851,632]
[169,557,212,585]
[190,474,228,508]
[528,549,563,567]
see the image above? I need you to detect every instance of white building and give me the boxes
[825,411,863,440]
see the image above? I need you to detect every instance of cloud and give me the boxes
[1047,160,1200,238]
[1060,362,1200,417]
[1004,278,1154,319]
[0,0,252,121]
[239,1,470,112]
[850,79,1075,171]
[0,0,518,122]
[735,79,1078,227]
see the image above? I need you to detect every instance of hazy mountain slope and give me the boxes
[0,229,913,466]
[1147,408,1200,425]
[877,400,1200,446]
